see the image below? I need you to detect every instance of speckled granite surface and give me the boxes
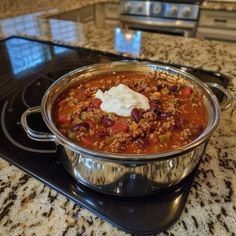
[0,0,118,19]
[1,0,236,19]
[0,1,236,235]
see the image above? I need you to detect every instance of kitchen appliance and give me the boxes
[120,0,201,37]
[0,36,230,234]
[21,61,231,197]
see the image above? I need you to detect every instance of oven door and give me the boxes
[120,15,197,37]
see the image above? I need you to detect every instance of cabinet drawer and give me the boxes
[55,6,94,23]
[199,10,236,29]
[77,5,94,23]
[104,19,121,28]
[105,3,120,19]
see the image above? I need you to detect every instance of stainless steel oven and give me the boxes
[120,0,201,37]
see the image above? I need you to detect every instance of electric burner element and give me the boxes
[0,36,229,234]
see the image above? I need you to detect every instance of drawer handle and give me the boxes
[214,19,227,23]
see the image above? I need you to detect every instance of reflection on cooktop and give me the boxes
[0,11,44,38]
[115,28,142,55]
[50,19,84,43]
[5,37,51,75]
[0,36,229,235]
[0,10,145,57]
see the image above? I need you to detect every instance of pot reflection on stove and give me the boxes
[5,38,51,75]
[68,170,190,233]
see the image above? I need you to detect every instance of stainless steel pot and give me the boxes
[20,62,233,196]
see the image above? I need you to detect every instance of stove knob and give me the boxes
[183,7,192,17]
[153,3,162,15]
[124,2,132,13]
[171,5,178,16]
[136,3,143,13]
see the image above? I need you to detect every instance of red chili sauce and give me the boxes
[53,71,207,154]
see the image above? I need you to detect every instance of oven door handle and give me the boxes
[120,15,195,29]
[21,106,57,142]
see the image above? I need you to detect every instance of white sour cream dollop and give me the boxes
[95,84,150,117]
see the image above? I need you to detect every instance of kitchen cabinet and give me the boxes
[52,5,94,23]
[196,9,236,42]
[50,3,121,29]
[95,3,121,28]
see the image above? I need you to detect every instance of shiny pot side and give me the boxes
[58,144,206,196]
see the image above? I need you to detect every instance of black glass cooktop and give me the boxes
[0,36,229,235]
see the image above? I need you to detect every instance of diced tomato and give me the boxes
[58,114,71,124]
[91,98,102,108]
[181,87,193,98]
[86,118,95,128]
[58,99,67,107]
[81,136,93,147]
[109,121,128,134]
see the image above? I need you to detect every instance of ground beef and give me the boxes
[53,70,207,154]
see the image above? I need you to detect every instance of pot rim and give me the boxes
[41,61,220,161]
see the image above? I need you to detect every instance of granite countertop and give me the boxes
[1,0,236,20]
[0,0,119,20]
[0,0,236,235]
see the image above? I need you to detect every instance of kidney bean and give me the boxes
[134,138,148,149]
[173,117,188,130]
[168,85,178,92]
[102,117,115,127]
[156,84,163,90]
[72,122,89,132]
[150,100,160,112]
[156,111,170,119]
[96,130,109,138]
[131,108,142,123]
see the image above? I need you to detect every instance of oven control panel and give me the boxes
[176,4,199,20]
[121,1,200,20]
[122,1,151,16]
[150,2,199,20]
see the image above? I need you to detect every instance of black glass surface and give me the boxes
[0,36,229,235]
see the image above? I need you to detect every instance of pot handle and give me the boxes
[206,83,234,109]
[21,106,57,142]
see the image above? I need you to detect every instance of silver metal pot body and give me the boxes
[21,61,232,196]
[58,144,206,196]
